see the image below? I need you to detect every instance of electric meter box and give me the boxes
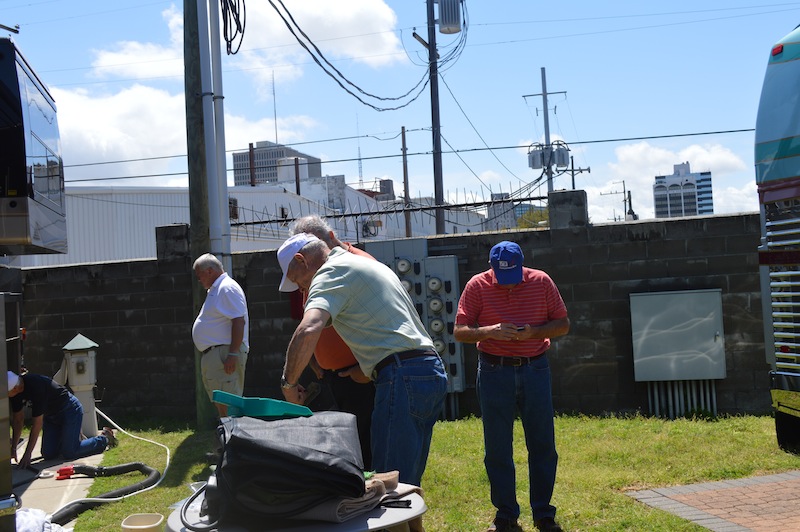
[364,238,466,396]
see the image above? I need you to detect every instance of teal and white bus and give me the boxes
[756,24,800,450]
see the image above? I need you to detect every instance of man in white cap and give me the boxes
[276,233,448,489]
[288,215,377,470]
[454,241,570,532]
[8,371,114,468]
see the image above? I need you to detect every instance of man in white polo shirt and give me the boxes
[192,253,249,419]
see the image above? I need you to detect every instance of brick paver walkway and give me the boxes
[627,471,800,531]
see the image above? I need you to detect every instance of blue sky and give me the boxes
[4,1,798,221]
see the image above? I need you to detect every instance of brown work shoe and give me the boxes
[534,517,563,532]
[101,427,117,448]
[487,517,523,532]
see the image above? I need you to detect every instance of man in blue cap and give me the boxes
[454,241,570,532]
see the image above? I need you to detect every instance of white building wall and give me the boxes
[9,181,486,267]
[13,186,329,267]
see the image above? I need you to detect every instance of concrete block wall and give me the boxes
[423,214,767,416]
[10,213,769,422]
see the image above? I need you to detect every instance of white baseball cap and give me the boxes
[7,371,19,391]
[278,233,321,292]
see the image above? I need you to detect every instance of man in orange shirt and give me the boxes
[288,215,375,468]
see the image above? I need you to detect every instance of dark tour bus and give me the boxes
[0,37,66,255]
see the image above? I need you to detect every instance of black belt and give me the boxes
[374,349,438,374]
[202,345,224,354]
[479,351,544,367]
[323,364,359,375]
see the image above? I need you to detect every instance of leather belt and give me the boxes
[374,349,438,374]
[479,351,543,367]
[202,345,224,354]
[323,364,359,375]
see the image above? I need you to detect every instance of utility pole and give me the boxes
[184,0,215,429]
[626,190,639,220]
[402,127,412,237]
[600,180,629,222]
[248,142,256,186]
[426,0,445,235]
[523,68,566,193]
[357,115,364,190]
[568,156,591,190]
[197,0,232,274]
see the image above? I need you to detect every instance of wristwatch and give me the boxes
[280,374,298,390]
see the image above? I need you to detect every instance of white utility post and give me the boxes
[541,68,553,193]
[197,0,232,273]
[523,67,566,194]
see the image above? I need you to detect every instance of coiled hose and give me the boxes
[49,462,161,526]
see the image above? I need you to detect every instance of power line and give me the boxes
[265,0,430,111]
[30,4,795,78]
[63,129,429,168]
[64,127,755,183]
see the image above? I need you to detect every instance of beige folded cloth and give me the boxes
[372,470,399,491]
[286,470,420,525]
[288,477,388,523]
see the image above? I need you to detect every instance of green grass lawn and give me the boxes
[70,414,800,531]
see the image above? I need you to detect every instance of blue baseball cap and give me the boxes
[489,241,523,285]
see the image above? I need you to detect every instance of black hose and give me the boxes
[50,462,161,526]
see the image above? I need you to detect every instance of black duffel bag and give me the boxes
[182,411,366,530]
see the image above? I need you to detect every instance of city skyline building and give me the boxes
[231,140,322,186]
[653,162,714,218]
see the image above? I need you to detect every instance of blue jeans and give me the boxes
[42,394,108,460]
[371,354,448,486]
[477,354,558,522]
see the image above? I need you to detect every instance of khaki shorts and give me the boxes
[200,345,248,400]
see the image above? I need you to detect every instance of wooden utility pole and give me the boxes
[426,0,445,234]
[568,156,591,190]
[184,0,215,429]
[402,127,412,237]
[600,180,629,222]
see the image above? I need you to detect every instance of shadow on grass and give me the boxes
[160,429,215,488]
[105,415,216,489]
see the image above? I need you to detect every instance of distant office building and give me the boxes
[515,203,541,219]
[486,193,518,230]
[653,162,714,218]
[232,141,322,186]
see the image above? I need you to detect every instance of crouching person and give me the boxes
[9,371,115,468]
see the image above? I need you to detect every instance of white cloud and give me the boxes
[234,0,406,96]
[224,113,318,155]
[90,5,183,80]
[53,85,188,186]
[714,180,759,214]
[51,2,343,187]
[54,84,322,187]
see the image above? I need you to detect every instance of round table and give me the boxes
[166,483,426,532]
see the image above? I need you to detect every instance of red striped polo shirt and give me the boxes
[456,267,567,357]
